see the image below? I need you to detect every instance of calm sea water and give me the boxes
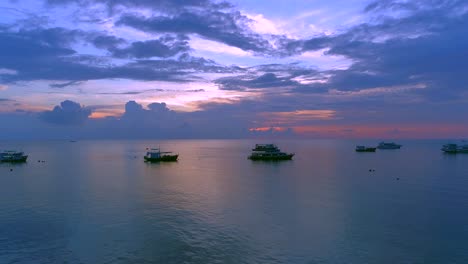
[1,139,468,264]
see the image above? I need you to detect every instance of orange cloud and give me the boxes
[89,109,123,119]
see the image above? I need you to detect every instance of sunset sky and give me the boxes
[1,0,467,139]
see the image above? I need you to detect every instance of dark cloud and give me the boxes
[216,73,301,91]
[276,0,468,100]
[110,35,190,59]
[46,0,231,13]
[116,10,274,55]
[49,80,83,88]
[40,100,92,125]
[46,0,254,56]
[90,35,126,51]
[0,27,237,83]
[215,64,325,93]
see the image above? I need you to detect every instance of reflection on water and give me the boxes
[1,139,468,263]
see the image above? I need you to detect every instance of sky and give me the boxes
[0,0,468,139]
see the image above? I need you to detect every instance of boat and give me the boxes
[441,143,468,154]
[355,146,376,152]
[144,148,178,162]
[248,144,294,161]
[377,142,402,149]
[0,150,28,162]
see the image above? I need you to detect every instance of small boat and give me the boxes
[441,143,468,154]
[355,146,376,152]
[144,148,178,162]
[377,142,402,149]
[0,150,28,162]
[248,144,294,161]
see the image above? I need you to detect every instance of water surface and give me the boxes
[1,140,468,263]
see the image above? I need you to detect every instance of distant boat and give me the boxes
[0,150,28,162]
[355,146,376,152]
[377,142,402,149]
[441,143,468,154]
[144,148,178,162]
[248,144,294,161]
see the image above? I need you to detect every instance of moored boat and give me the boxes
[0,150,28,163]
[441,143,468,154]
[377,142,402,149]
[248,144,294,161]
[355,146,376,152]
[144,148,178,162]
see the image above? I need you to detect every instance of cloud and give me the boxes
[0,27,237,83]
[49,80,84,88]
[110,35,190,58]
[46,0,230,12]
[216,73,301,91]
[215,64,326,92]
[40,100,92,125]
[116,10,274,55]
[270,0,468,102]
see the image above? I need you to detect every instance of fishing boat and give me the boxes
[441,143,468,154]
[355,146,377,152]
[248,144,294,161]
[0,150,28,162]
[377,142,402,149]
[144,148,178,162]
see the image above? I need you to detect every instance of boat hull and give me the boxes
[442,149,468,154]
[0,155,28,163]
[248,154,294,161]
[377,146,401,149]
[144,155,178,162]
[356,148,376,152]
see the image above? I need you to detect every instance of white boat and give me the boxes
[249,144,294,161]
[441,144,468,154]
[377,142,402,149]
[0,150,28,162]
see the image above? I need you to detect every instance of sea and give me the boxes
[1,139,468,264]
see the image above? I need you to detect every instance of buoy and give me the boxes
[10,169,13,172]
[397,177,400,180]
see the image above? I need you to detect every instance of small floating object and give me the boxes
[396,177,400,180]
[10,169,13,171]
